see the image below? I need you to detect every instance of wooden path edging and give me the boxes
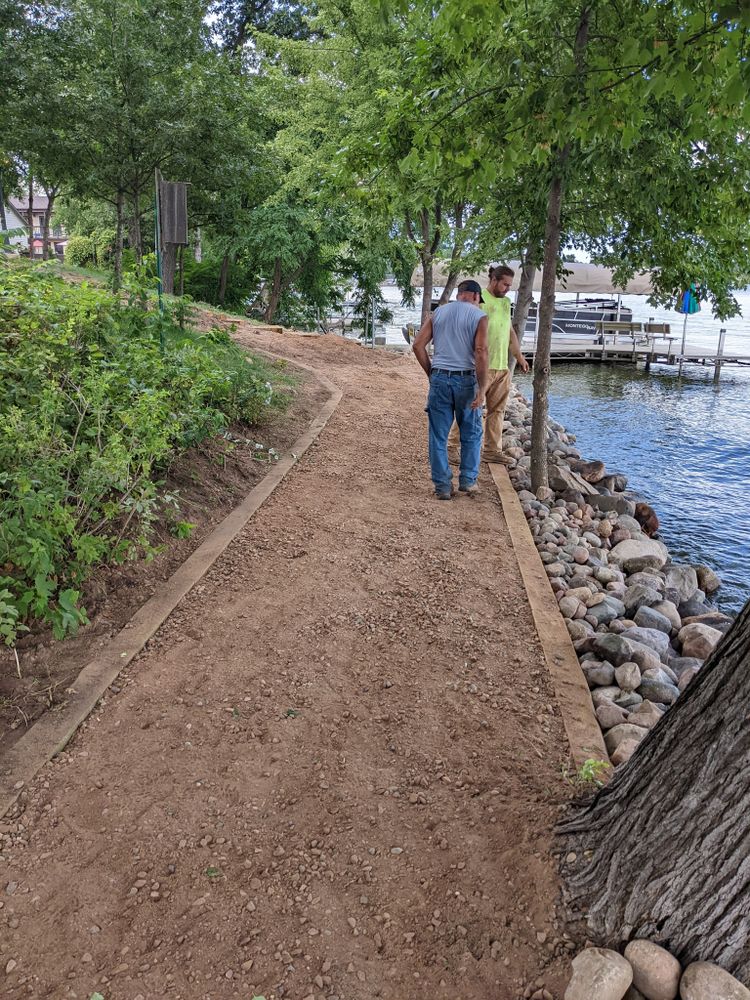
[489,464,607,768]
[0,365,343,820]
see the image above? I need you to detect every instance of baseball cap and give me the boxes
[458,279,484,301]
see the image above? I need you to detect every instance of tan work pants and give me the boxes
[449,368,511,454]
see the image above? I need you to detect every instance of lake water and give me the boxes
[377,286,750,614]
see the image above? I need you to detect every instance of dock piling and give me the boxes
[714,327,726,384]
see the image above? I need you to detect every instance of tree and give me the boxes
[560,599,750,981]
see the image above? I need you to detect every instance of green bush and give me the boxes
[181,254,259,310]
[0,261,290,644]
[65,234,95,267]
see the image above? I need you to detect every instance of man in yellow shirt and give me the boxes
[449,264,529,464]
[480,264,529,463]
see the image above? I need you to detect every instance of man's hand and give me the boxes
[471,390,486,411]
[412,316,434,377]
[517,355,530,373]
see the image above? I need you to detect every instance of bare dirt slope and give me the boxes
[1,324,573,1000]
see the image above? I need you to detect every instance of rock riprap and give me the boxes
[565,944,750,1000]
[564,947,633,1000]
[624,940,681,999]
[503,391,733,762]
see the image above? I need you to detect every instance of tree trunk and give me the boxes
[264,256,283,322]
[41,190,57,261]
[0,180,7,232]
[508,252,538,377]
[438,203,467,305]
[420,252,434,326]
[559,599,750,980]
[27,173,34,258]
[113,189,124,291]
[194,226,202,262]
[178,245,185,298]
[217,252,230,306]
[530,165,565,492]
[162,243,177,295]
[437,267,460,306]
[130,187,142,262]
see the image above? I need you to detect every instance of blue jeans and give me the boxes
[426,371,483,491]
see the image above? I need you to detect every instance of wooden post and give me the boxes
[714,327,726,384]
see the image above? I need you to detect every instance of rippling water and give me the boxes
[515,363,750,615]
[375,286,750,613]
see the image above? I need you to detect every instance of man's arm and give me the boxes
[412,316,434,378]
[472,315,490,409]
[510,324,530,372]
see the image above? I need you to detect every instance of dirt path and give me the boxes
[0,325,573,1000]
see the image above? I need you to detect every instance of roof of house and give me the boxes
[9,194,51,213]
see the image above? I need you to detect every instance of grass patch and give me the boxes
[0,260,295,644]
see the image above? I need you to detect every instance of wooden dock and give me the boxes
[522,332,750,375]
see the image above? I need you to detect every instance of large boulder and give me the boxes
[596,700,630,730]
[679,962,750,1000]
[664,564,699,604]
[605,723,648,755]
[623,584,665,617]
[638,675,680,706]
[549,464,599,495]
[583,660,617,688]
[610,537,670,573]
[621,626,671,658]
[589,493,637,517]
[615,661,642,691]
[612,738,642,765]
[592,633,637,666]
[681,611,734,633]
[678,622,723,660]
[591,685,623,707]
[695,564,722,595]
[634,605,673,635]
[677,592,710,619]
[625,940,681,1000]
[627,700,665,730]
[565,947,633,1000]
[588,597,627,626]
[652,600,682,633]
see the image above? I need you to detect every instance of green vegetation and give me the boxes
[0,261,291,643]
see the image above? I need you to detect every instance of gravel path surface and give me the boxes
[0,323,573,1000]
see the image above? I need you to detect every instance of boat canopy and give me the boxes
[413,261,653,295]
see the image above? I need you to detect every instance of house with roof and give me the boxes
[0,199,29,251]
[7,194,67,258]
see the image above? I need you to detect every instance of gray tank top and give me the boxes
[431,300,484,371]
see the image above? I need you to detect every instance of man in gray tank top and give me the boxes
[412,280,490,498]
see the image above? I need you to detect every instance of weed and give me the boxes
[562,757,611,790]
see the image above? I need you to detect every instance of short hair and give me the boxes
[489,264,515,280]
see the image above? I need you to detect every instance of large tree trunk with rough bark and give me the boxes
[0,181,7,232]
[264,256,283,322]
[530,165,565,492]
[559,599,750,981]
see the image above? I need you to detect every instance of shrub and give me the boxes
[0,261,291,644]
[64,234,95,267]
